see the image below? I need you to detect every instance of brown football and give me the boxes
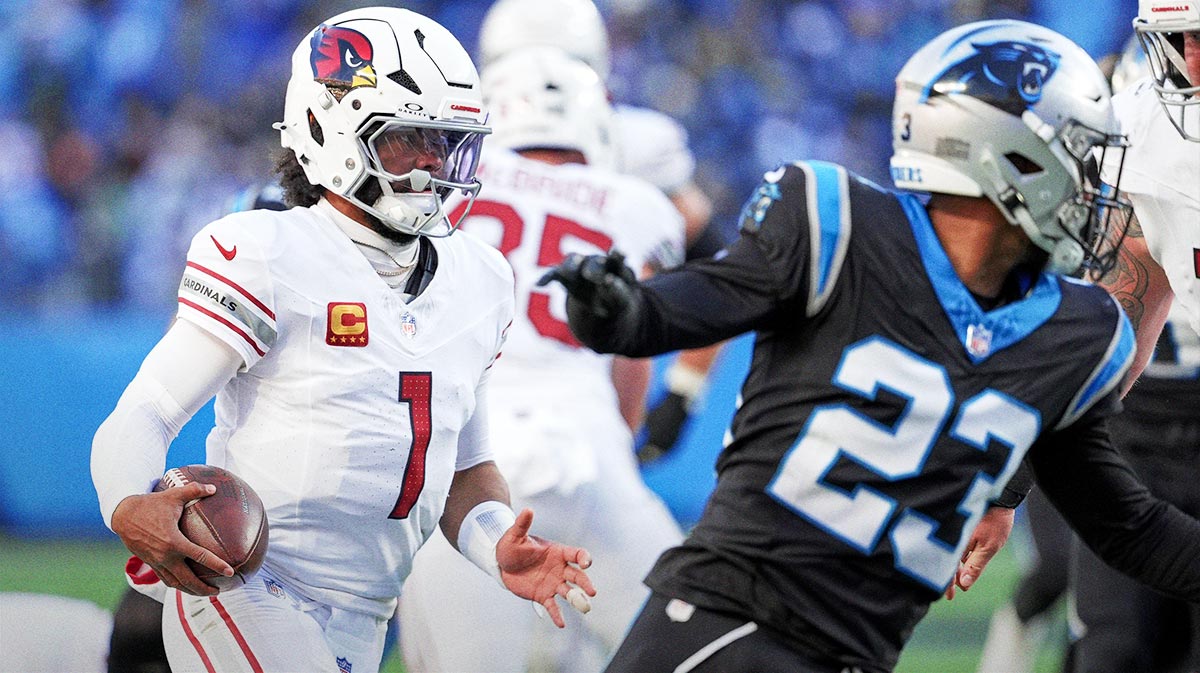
[154,464,269,590]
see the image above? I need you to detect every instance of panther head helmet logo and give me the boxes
[928,40,1061,115]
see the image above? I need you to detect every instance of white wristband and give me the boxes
[457,501,516,584]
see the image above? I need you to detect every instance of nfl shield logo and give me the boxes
[336,657,352,673]
[263,577,285,599]
[966,323,993,358]
[401,312,418,338]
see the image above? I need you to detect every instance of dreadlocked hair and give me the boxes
[274,149,323,208]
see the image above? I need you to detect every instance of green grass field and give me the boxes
[0,534,1067,672]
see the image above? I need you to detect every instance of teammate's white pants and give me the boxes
[0,592,112,673]
[162,566,388,673]
[398,439,683,673]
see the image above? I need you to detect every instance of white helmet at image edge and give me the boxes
[1134,0,1200,141]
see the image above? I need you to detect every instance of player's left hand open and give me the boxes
[496,508,596,628]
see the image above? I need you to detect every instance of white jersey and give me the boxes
[401,149,686,673]
[176,203,513,619]
[613,104,697,194]
[1105,79,1200,336]
[457,148,684,493]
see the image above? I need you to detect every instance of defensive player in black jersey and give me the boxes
[541,19,1200,673]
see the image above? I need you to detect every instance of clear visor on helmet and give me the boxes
[361,119,486,190]
[352,117,489,237]
[1058,121,1132,278]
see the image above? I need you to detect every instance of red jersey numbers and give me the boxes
[389,372,432,519]
[327,302,369,347]
[451,200,613,348]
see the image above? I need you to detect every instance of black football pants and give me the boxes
[1070,413,1200,673]
[604,593,871,673]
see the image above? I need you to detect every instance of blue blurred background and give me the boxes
[0,0,1136,538]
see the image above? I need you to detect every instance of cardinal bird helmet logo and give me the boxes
[310,24,377,89]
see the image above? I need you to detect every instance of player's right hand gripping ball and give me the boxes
[154,464,269,590]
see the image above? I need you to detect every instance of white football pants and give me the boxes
[161,566,388,673]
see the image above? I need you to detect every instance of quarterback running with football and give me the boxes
[91,8,594,673]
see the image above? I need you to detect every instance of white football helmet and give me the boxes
[891,20,1131,275]
[481,47,615,168]
[1134,0,1200,141]
[477,0,610,80]
[275,7,491,237]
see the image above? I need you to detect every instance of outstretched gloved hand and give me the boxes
[538,250,641,351]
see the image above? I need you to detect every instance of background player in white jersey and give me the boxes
[398,47,686,673]
[477,0,729,463]
[90,8,594,673]
[1096,0,1200,388]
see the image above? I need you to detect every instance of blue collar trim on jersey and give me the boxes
[898,193,1061,364]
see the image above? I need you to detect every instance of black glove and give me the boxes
[638,390,691,464]
[538,250,640,352]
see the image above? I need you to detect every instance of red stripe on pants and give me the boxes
[176,591,216,673]
[210,596,265,673]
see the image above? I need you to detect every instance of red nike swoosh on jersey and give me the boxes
[211,235,237,261]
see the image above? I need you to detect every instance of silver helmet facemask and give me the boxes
[1047,119,1131,278]
[1135,27,1200,141]
[353,118,488,237]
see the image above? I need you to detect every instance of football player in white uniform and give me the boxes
[1097,0,1200,390]
[90,9,594,673]
[398,47,686,673]
[477,0,728,463]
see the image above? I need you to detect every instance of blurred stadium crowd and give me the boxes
[4,0,1131,313]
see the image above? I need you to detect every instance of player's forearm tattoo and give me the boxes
[1093,210,1149,329]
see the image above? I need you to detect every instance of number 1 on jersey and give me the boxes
[389,372,433,519]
